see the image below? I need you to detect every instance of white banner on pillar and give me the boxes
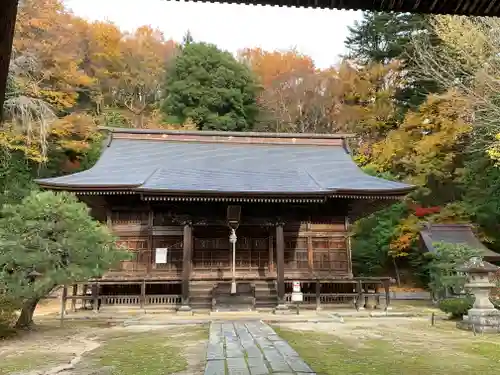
[155,248,168,264]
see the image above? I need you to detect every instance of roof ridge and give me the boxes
[99,126,355,140]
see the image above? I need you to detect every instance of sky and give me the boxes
[63,0,362,69]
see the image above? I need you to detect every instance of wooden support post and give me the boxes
[0,0,19,121]
[345,216,353,278]
[384,279,391,311]
[315,281,321,311]
[92,283,99,313]
[355,280,363,311]
[82,284,88,309]
[147,208,154,275]
[179,221,192,312]
[275,221,287,311]
[268,235,274,273]
[307,236,313,271]
[140,280,146,309]
[71,284,77,312]
[60,286,67,326]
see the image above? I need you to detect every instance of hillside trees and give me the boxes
[162,42,259,131]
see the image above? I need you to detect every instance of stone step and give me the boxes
[209,309,259,315]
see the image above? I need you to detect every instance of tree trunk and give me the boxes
[392,257,401,287]
[15,297,40,329]
[0,0,19,122]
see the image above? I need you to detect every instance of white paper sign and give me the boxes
[155,248,168,264]
[292,281,301,292]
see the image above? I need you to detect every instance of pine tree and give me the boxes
[182,30,194,46]
[345,12,441,110]
[162,42,259,131]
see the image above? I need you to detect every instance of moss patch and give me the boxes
[0,352,73,375]
[275,326,500,375]
[84,325,209,375]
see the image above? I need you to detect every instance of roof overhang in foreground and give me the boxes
[36,128,415,201]
[174,0,500,16]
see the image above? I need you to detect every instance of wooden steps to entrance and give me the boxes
[188,280,278,311]
[189,281,214,310]
[212,282,254,312]
[254,280,278,309]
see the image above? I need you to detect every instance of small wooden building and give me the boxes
[37,128,413,311]
[420,223,500,263]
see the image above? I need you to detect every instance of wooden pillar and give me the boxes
[355,280,363,311]
[275,221,287,309]
[82,284,88,309]
[71,284,77,312]
[0,0,19,122]
[307,236,313,271]
[147,209,154,275]
[315,281,321,311]
[383,279,391,311]
[268,235,274,273]
[60,285,67,325]
[92,283,99,313]
[345,216,353,278]
[179,221,192,311]
[140,280,146,309]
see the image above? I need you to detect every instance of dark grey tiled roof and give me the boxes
[36,138,413,195]
[420,224,500,260]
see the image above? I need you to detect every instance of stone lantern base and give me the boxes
[457,308,500,333]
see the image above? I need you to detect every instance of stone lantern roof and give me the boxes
[457,257,499,273]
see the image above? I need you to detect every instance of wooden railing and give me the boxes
[102,295,141,305]
[147,295,182,305]
[100,294,181,307]
[284,290,388,310]
[284,293,357,305]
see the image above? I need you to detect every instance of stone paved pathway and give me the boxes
[204,321,316,375]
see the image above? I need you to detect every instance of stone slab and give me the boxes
[204,360,225,375]
[206,343,225,360]
[205,321,315,375]
[227,357,250,375]
[247,357,269,375]
[286,357,314,373]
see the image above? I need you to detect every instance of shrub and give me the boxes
[438,296,473,318]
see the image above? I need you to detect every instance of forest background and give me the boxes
[4,0,500,288]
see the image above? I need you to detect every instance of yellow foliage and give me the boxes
[390,215,421,257]
[487,133,500,164]
[0,128,46,163]
[371,91,472,182]
[50,113,98,153]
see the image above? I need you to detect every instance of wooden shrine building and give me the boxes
[37,128,414,312]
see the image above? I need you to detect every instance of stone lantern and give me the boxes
[456,257,500,333]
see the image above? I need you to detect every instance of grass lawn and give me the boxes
[85,325,209,375]
[274,320,500,375]
[0,322,208,375]
[1,352,73,375]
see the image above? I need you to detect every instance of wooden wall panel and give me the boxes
[115,237,150,272]
[152,236,183,273]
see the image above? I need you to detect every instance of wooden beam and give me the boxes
[179,221,193,311]
[0,0,19,122]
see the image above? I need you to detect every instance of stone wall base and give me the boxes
[457,309,500,333]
